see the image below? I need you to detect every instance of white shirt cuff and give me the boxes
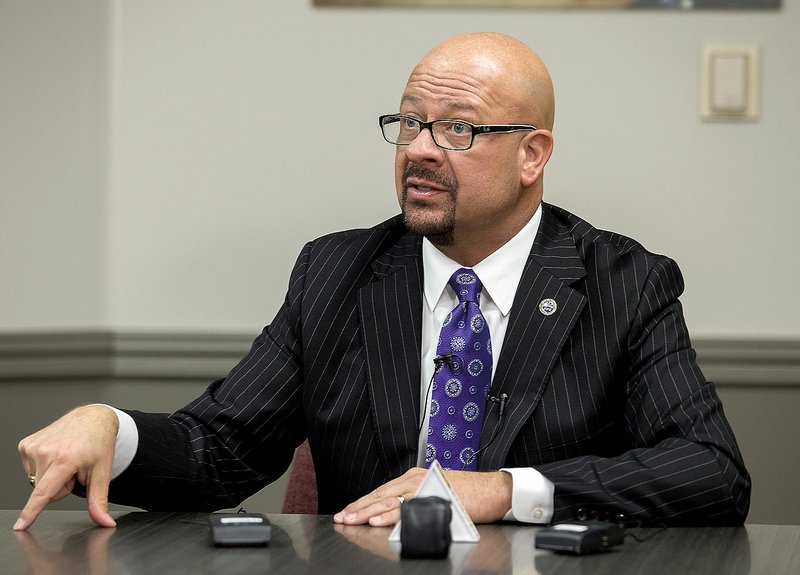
[96,405,139,479]
[500,467,554,524]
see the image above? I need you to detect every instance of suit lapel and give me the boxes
[358,232,424,480]
[480,206,588,470]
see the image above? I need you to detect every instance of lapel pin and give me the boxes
[539,298,557,316]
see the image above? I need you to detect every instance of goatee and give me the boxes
[400,165,458,246]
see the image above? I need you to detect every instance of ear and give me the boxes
[519,130,554,187]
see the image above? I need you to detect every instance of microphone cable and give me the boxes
[461,392,508,469]
[419,353,509,469]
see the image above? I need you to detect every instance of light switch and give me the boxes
[702,45,759,121]
[711,54,747,113]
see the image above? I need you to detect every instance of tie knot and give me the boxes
[448,268,483,304]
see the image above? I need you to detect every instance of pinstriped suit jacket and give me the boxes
[110,203,750,525]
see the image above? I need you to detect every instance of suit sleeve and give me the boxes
[107,244,313,511]
[537,256,751,526]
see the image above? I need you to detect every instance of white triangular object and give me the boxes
[388,460,480,543]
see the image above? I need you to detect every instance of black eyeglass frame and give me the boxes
[379,113,537,151]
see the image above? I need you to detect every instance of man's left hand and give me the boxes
[333,467,512,527]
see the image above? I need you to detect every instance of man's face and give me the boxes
[395,55,533,249]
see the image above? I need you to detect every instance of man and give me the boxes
[16,32,750,531]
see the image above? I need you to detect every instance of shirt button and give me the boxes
[532,508,544,519]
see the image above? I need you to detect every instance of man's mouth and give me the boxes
[406,178,445,194]
[402,165,457,201]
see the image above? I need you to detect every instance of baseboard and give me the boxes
[1,330,798,387]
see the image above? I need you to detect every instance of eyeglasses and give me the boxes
[379,114,536,151]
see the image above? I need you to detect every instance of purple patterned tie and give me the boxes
[425,268,492,471]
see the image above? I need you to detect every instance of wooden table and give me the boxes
[1,510,798,574]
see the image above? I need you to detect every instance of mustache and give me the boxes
[402,165,457,193]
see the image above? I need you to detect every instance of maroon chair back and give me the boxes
[281,440,318,514]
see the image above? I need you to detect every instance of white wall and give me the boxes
[0,0,110,329]
[2,1,799,337]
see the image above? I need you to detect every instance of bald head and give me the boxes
[409,33,555,131]
[395,33,555,263]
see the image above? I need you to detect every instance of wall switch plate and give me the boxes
[702,44,760,121]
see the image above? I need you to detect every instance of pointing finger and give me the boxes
[14,463,76,531]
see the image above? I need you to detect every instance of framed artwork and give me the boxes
[314,0,780,10]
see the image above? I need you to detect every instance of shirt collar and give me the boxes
[422,204,542,316]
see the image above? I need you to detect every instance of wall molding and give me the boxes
[693,338,800,387]
[1,330,798,387]
[0,331,254,381]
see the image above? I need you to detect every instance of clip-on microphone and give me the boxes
[433,353,463,375]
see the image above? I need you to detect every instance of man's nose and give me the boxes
[404,127,443,163]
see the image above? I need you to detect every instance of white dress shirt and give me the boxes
[416,205,553,523]
[110,205,553,523]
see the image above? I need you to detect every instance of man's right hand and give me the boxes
[14,405,119,531]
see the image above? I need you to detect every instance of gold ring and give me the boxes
[28,474,36,488]
[396,495,405,505]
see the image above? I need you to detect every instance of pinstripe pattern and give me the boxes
[109,203,749,525]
